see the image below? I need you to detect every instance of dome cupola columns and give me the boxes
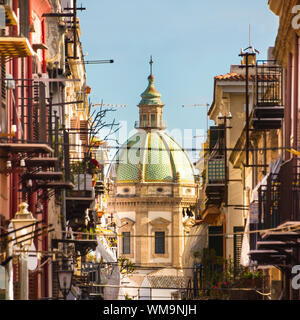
[136,56,166,130]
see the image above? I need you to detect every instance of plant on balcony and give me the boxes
[118,256,136,278]
[88,158,100,175]
[211,281,230,300]
[195,249,236,300]
[237,269,264,288]
[70,160,87,175]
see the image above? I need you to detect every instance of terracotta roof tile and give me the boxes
[215,72,279,81]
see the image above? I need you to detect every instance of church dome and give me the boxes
[109,58,195,184]
[110,130,195,183]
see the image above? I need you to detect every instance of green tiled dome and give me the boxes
[110,131,195,183]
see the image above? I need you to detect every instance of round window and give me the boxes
[123,188,130,193]
[157,187,163,193]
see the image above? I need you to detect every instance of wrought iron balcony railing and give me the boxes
[134,120,167,130]
[255,60,283,107]
[251,60,284,130]
[257,158,300,232]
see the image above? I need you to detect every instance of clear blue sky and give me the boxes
[78,0,279,161]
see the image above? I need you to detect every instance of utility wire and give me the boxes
[57,223,300,238]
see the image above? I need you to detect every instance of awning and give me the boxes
[25,157,58,167]
[0,37,35,57]
[23,171,63,181]
[36,181,75,190]
[0,143,53,154]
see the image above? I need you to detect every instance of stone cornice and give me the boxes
[149,217,171,226]
[108,198,197,207]
[272,0,296,67]
[268,0,283,16]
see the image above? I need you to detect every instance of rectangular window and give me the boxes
[208,225,223,258]
[151,114,156,126]
[155,231,165,254]
[142,114,147,127]
[122,232,130,254]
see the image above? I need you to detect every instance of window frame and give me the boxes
[122,231,131,254]
[155,231,165,254]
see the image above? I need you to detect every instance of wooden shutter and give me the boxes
[52,261,60,299]
[233,226,244,272]
[19,0,29,38]
[13,261,20,300]
[80,120,88,141]
[29,272,38,300]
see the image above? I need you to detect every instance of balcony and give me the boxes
[205,157,225,207]
[249,158,300,268]
[258,158,300,231]
[251,60,284,130]
[0,37,35,57]
[134,120,167,130]
[66,159,101,230]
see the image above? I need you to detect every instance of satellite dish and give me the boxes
[28,243,38,271]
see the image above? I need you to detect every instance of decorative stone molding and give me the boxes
[119,217,136,259]
[149,217,171,227]
[149,217,170,259]
[272,0,297,67]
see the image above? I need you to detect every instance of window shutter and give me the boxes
[29,272,38,300]
[80,120,88,142]
[19,0,29,38]
[233,226,244,272]
[52,261,60,299]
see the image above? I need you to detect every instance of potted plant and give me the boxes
[89,158,100,175]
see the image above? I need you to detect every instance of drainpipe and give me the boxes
[42,19,47,74]
[11,0,18,217]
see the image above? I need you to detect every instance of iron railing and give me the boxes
[257,158,300,231]
[134,120,167,130]
[255,60,283,107]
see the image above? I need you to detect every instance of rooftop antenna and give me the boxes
[249,24,251,48]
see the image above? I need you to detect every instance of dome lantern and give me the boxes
[136,56,166,130]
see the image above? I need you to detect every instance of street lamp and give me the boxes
[57,260,73,300]
[10,202,37,300]
[11,202,37,248]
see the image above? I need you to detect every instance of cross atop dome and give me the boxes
[149,55,153,76]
